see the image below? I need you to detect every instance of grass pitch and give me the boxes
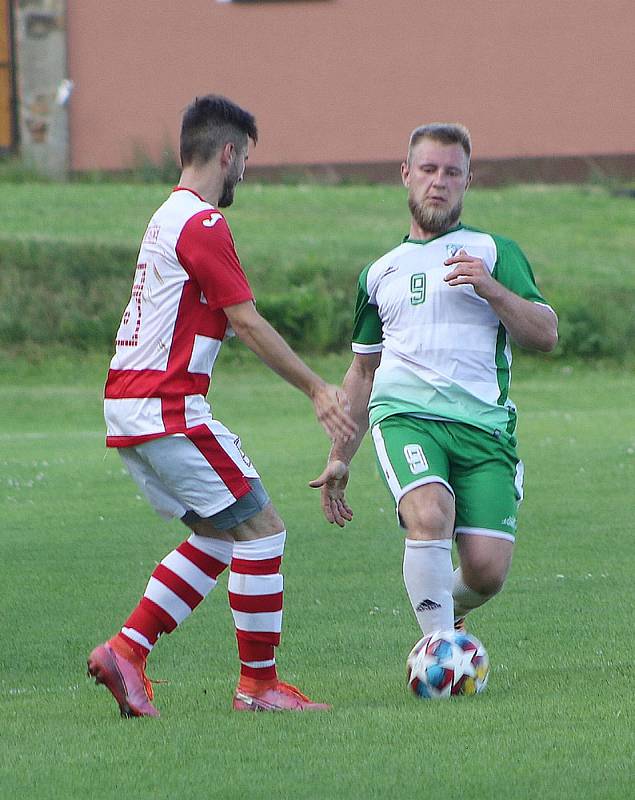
[0,353,633,799]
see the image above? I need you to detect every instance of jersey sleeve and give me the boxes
[175,210,254,310]
[491,236,550,306]
[351,263,383,353]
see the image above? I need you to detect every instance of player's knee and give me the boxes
[257,503,285,534]
[400,503,453,540]
[459,536,513,597]
[230,503,285,541]
[398,483,455,540]
[465,567,507,598]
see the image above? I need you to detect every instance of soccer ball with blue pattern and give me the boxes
[406,629,490,699]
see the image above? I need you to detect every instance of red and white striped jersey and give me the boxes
[104,188,254,447]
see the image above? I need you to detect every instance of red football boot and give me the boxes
[232,681,331,712]
[87,636,159,718]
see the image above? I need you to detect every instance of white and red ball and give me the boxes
[406,629,490,699]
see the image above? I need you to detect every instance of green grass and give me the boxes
[1,353,633,799]
[1,181,632,291]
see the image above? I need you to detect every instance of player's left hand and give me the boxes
[309,459,353,527]
[443,249,500,301]
[311,384,358,443]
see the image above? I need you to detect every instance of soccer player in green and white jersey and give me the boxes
[311,124,558,636]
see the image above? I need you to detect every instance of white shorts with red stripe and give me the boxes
[118,420,261,520]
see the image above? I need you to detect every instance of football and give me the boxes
[406,629,490,699]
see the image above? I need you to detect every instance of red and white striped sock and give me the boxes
[119,534,233,658]
[228,531,286,693]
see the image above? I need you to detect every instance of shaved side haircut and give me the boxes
[180,95,258,167]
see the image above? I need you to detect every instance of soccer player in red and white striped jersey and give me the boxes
[87,95,356,716]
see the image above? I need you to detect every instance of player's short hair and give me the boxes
[407,123,472,167]
[180,95,258,167]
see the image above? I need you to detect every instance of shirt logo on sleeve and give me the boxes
[202,212,223,228]
[143,224,160,244]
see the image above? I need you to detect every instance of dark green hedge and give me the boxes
[0,238,130,350]
[1,236,633,359]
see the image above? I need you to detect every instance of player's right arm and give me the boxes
[223,299,357,444]
[309,351,380,526]
[177,208,355,442]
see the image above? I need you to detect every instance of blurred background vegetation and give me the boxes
[0,167,633,362]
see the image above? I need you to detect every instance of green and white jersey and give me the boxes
[352,225,554,437]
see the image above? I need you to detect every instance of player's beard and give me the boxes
[408,194,463,235]
[217,160,242,208]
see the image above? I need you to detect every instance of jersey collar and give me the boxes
[172,186,210,204]
[403,223,465,246]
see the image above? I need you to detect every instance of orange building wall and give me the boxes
[66,0,634,173]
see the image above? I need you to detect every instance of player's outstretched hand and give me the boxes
[309,459,353,527]
[311,384,357,443]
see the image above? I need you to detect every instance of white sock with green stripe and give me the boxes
[402,538,454,635]
[452,567,490,620]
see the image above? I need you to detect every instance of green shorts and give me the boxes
[371,416,524,540]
